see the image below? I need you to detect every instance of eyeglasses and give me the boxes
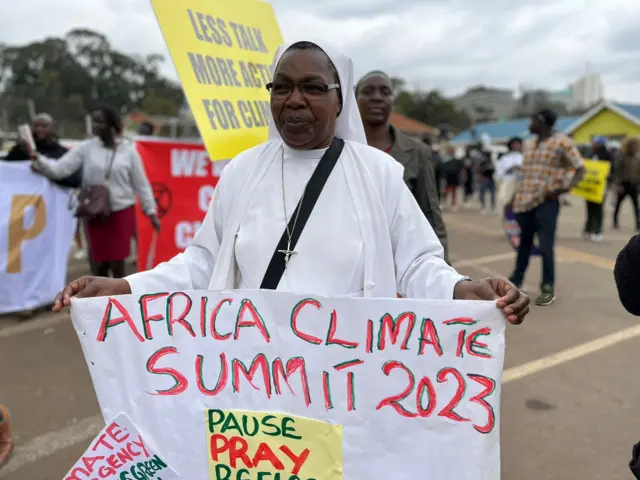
[266,82,340,98]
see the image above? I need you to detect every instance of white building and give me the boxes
[570,73,604,109]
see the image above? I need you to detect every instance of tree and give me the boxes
[392,85,471,132]
[0,29,183,137]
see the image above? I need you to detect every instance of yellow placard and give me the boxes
[150,0,284,161]
[570,159,611,203]
[206,409,343,480]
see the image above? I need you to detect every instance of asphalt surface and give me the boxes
[1,196,638,480]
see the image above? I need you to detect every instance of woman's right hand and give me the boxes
[52,276,131,312]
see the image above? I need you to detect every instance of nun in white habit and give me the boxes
[53,40,530,324]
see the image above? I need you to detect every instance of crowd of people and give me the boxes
[2,38,640,474]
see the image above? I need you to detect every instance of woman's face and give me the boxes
[270,48,341,150]
[356,74,393,127]
[91,110,108,138]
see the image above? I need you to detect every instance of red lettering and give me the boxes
[196,353,229,396]
[456,330,466,358]
[82,455,103,473]
[199,296,208,337]
[131,437,150,457]
[272,357,311,407]
[210,298,233,340]
[139,292,169,339]
[167,292,196,337]
[117,447,133,464]
[377,312,415,351]
[97,298,144,342]
[365,319,374,353]
[436,368,469,422]
[375,361,417,418]
[468,374,497,434]
[106,453,123,469]
[443,317,477,326]
[465,327,493,359]
[252,442,284,470]
[106,422,130,444]
[65,466,91,480]
[229,436,253,469]
[92,433,112,451]
[279,445,310,475]
[234,299,270,343]
[97,464,115,478]
[232,354,272,398]
[290,299,323,345]
[418,318,443,356]
[322,371,333,410]
[146,346,189,395]
[210,433,229,461]
[326,310,359,348]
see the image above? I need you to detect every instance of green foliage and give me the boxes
[392,85,471,133]
[0,28,183,137]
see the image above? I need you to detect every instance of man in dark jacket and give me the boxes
[355,70,449,262]
[3,113,81,189]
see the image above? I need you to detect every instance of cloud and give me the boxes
[1,0,639,102]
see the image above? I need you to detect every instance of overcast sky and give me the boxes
[2,0,640,102]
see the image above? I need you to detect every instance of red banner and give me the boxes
[134,138,229,272]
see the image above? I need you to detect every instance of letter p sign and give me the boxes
[7,195,46,273]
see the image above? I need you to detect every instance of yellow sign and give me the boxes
[571,159,611,203]
[206,409,343,480]
[150,0,284,161]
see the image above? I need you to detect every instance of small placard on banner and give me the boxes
[62,413,182,480]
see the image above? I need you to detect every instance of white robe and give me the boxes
[125,140,466,299]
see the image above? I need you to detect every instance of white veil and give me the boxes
[267,40,367,145]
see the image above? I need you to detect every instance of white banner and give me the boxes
[71,290,506,480]
[0,161,77,313]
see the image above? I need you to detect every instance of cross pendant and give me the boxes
[278,242,297,266]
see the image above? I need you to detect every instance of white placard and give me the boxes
[63,413,182,479]
[71,290,506,480]
[0,162,77,313]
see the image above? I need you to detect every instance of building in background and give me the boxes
[453,87,516,122]
[570,73,604,109]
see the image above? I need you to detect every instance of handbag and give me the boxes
[75,146,117,220]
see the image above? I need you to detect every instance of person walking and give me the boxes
[31,106,160,279]
[495,136,523,215]
[582,136,612,241]
[355,70,449,261]
[441,145,462,212]
[613,136,640,231]
[510,109,585,305]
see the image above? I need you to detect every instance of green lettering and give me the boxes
[216,463,231,480]
[131,465,148,480]
[208,409,225,433]
[257,473,271,480]
[281,417,302,440]
[151,455,167,470]
[238,468,251,480]
[221,411,242,435]
[119,471,132,480]
[242,414,259,436]
[261,415,281,437]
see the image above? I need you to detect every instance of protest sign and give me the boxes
[134,138,228,271]
[63,413,182,480]
[71,290,506,479]
[150,0,284,161]
[571,159,611,203]
[0,162,76,314]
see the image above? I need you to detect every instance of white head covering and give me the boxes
[33,113,54,124]
[267,40,367,145]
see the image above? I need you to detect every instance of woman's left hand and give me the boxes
[454,277,530,325]
[150,214,161,231]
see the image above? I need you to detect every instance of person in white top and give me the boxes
[52,40,530,324]
[496,136,524,213]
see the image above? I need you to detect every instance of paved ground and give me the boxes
[1,196,639,479]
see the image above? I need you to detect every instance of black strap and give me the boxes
[260,137,345,289]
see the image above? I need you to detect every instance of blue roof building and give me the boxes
[452,115,581,145]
